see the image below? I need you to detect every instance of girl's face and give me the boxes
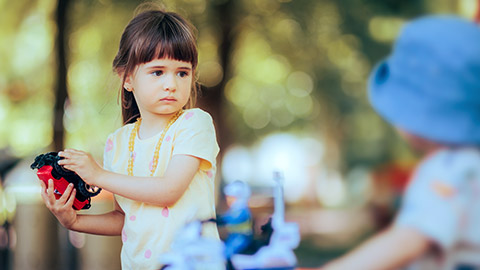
[125,57,193,119]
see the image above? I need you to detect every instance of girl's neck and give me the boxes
[137,113,176,140]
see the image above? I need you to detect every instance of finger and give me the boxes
[65,188,76,208]
[57,158,70,165]
[61,164,77,172]
[39,180,46,191]
[39,180,49,197]
[47,179,55,196]
[58,151,67,158]
[59,149,82,159]
[58,183,74,204]
[58,150,74,159]
[45,179,57,205]
[64,149,83,154]
[39,181,49,203]
[58,153,77,165]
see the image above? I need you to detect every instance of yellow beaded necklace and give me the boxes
[127,110,183,176]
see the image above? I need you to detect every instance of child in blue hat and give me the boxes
[321,15,480,270]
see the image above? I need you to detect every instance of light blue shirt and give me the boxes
[396,148,480,269]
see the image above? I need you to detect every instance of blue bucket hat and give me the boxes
[368,15,480,145]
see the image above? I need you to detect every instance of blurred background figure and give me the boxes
[321,15,480,270]
[1,0,480,269]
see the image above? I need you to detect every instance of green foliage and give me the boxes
[0,0,467,169]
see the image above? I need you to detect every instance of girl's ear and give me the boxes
[122,74,134,92]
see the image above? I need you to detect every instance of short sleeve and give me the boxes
[395,149,472,250]
[103,134,115,171]
[172,109,220,171]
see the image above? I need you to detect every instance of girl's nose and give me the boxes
[163,74,176,92]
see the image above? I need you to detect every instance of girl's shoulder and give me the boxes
[106,122,136,141]
[181,108,214,123]
[419,147,480,178]
[424,147,480,164]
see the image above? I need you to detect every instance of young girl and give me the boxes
[39,9,220,269]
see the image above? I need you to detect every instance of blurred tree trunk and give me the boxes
[198,0,237,152]
[53,2,77,269]
[53,0,70,151]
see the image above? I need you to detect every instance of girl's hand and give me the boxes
[58,149,104,186]
[40,179,78,229]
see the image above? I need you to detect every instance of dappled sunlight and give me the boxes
[368,16,405,43]
[222,133,327,204]
[198,60,223,87]
[221,145,254,184]
[12,14,54,75]
[315,170,346,207]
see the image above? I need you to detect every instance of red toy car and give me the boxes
[31,152,101,210]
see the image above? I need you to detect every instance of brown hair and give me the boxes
[113,9,198,124]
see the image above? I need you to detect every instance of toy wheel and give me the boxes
[78,182,101,197]
[53,157,76,177]
[85,184,101,195]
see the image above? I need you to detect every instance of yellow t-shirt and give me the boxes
[103,108,220,270]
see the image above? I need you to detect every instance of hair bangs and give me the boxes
[131,13,197,68]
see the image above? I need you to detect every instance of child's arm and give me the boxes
[72,199,124,235]
[321,226,432,270]
[40,178,124,235]
[58,149,201,206]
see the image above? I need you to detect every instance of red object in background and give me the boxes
[387,163,414,192]
[373,162,415,193]
[476,0,480,23]
[36,165,90,210]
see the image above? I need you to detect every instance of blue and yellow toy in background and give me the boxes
[217,180,254,260]
[231,172,300,270]
[158,173,300,270]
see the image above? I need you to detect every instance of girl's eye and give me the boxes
[177,71,189,78]
[152,70,163,76]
